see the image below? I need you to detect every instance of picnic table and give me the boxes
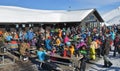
[47,53,74,67]
[0,52,15,66]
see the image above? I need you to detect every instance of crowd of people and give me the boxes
[0,24,120,71]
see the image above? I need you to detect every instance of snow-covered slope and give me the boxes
[102,6,120,26]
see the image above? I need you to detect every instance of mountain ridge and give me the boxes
[102,6,120,26]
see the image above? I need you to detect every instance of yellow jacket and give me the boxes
[56,38,61,46]
[90,44,96,60]
[69,45,75,55]
[90,44,96,55]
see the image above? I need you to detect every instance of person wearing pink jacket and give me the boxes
[64,35,70,44]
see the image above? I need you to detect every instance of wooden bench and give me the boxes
[0,52,15,65]
[8,50,22,61]
[47,54,73,67]
[36,58,63,70]
[36,59,45,68]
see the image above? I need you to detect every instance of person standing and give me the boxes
[113,34,119,57]
[102,35,113,67]
[89,42,96,60]
[79,46,87,71]
[116,38,120,56]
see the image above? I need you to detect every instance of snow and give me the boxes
[87,51,120,71]
[0,6,94,23]
[102,6,120,26]
[118,6,120,9]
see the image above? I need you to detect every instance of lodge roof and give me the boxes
[0,6,104,23]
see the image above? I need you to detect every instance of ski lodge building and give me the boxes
[0,6,104,31]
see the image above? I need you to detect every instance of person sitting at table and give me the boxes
[50,47,56,56]
[37,47,47,68]
[58,28,62,38]
[37,47,47,61]
[69,44,75,57]
[19,40,30,61]
[9,39,18,51]
[75,39,87,58]
[55,36,61,47]
[72,34,77,42]
[55,36,64,53]
[0,37,5,53]
[63,35,70,44]
[5,32,12,43]
[62,44,71,57]
[45,37,52,51]
[31,37,37,46]
[76,39,87,49]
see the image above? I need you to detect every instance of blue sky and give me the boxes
[0,0,120,14]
